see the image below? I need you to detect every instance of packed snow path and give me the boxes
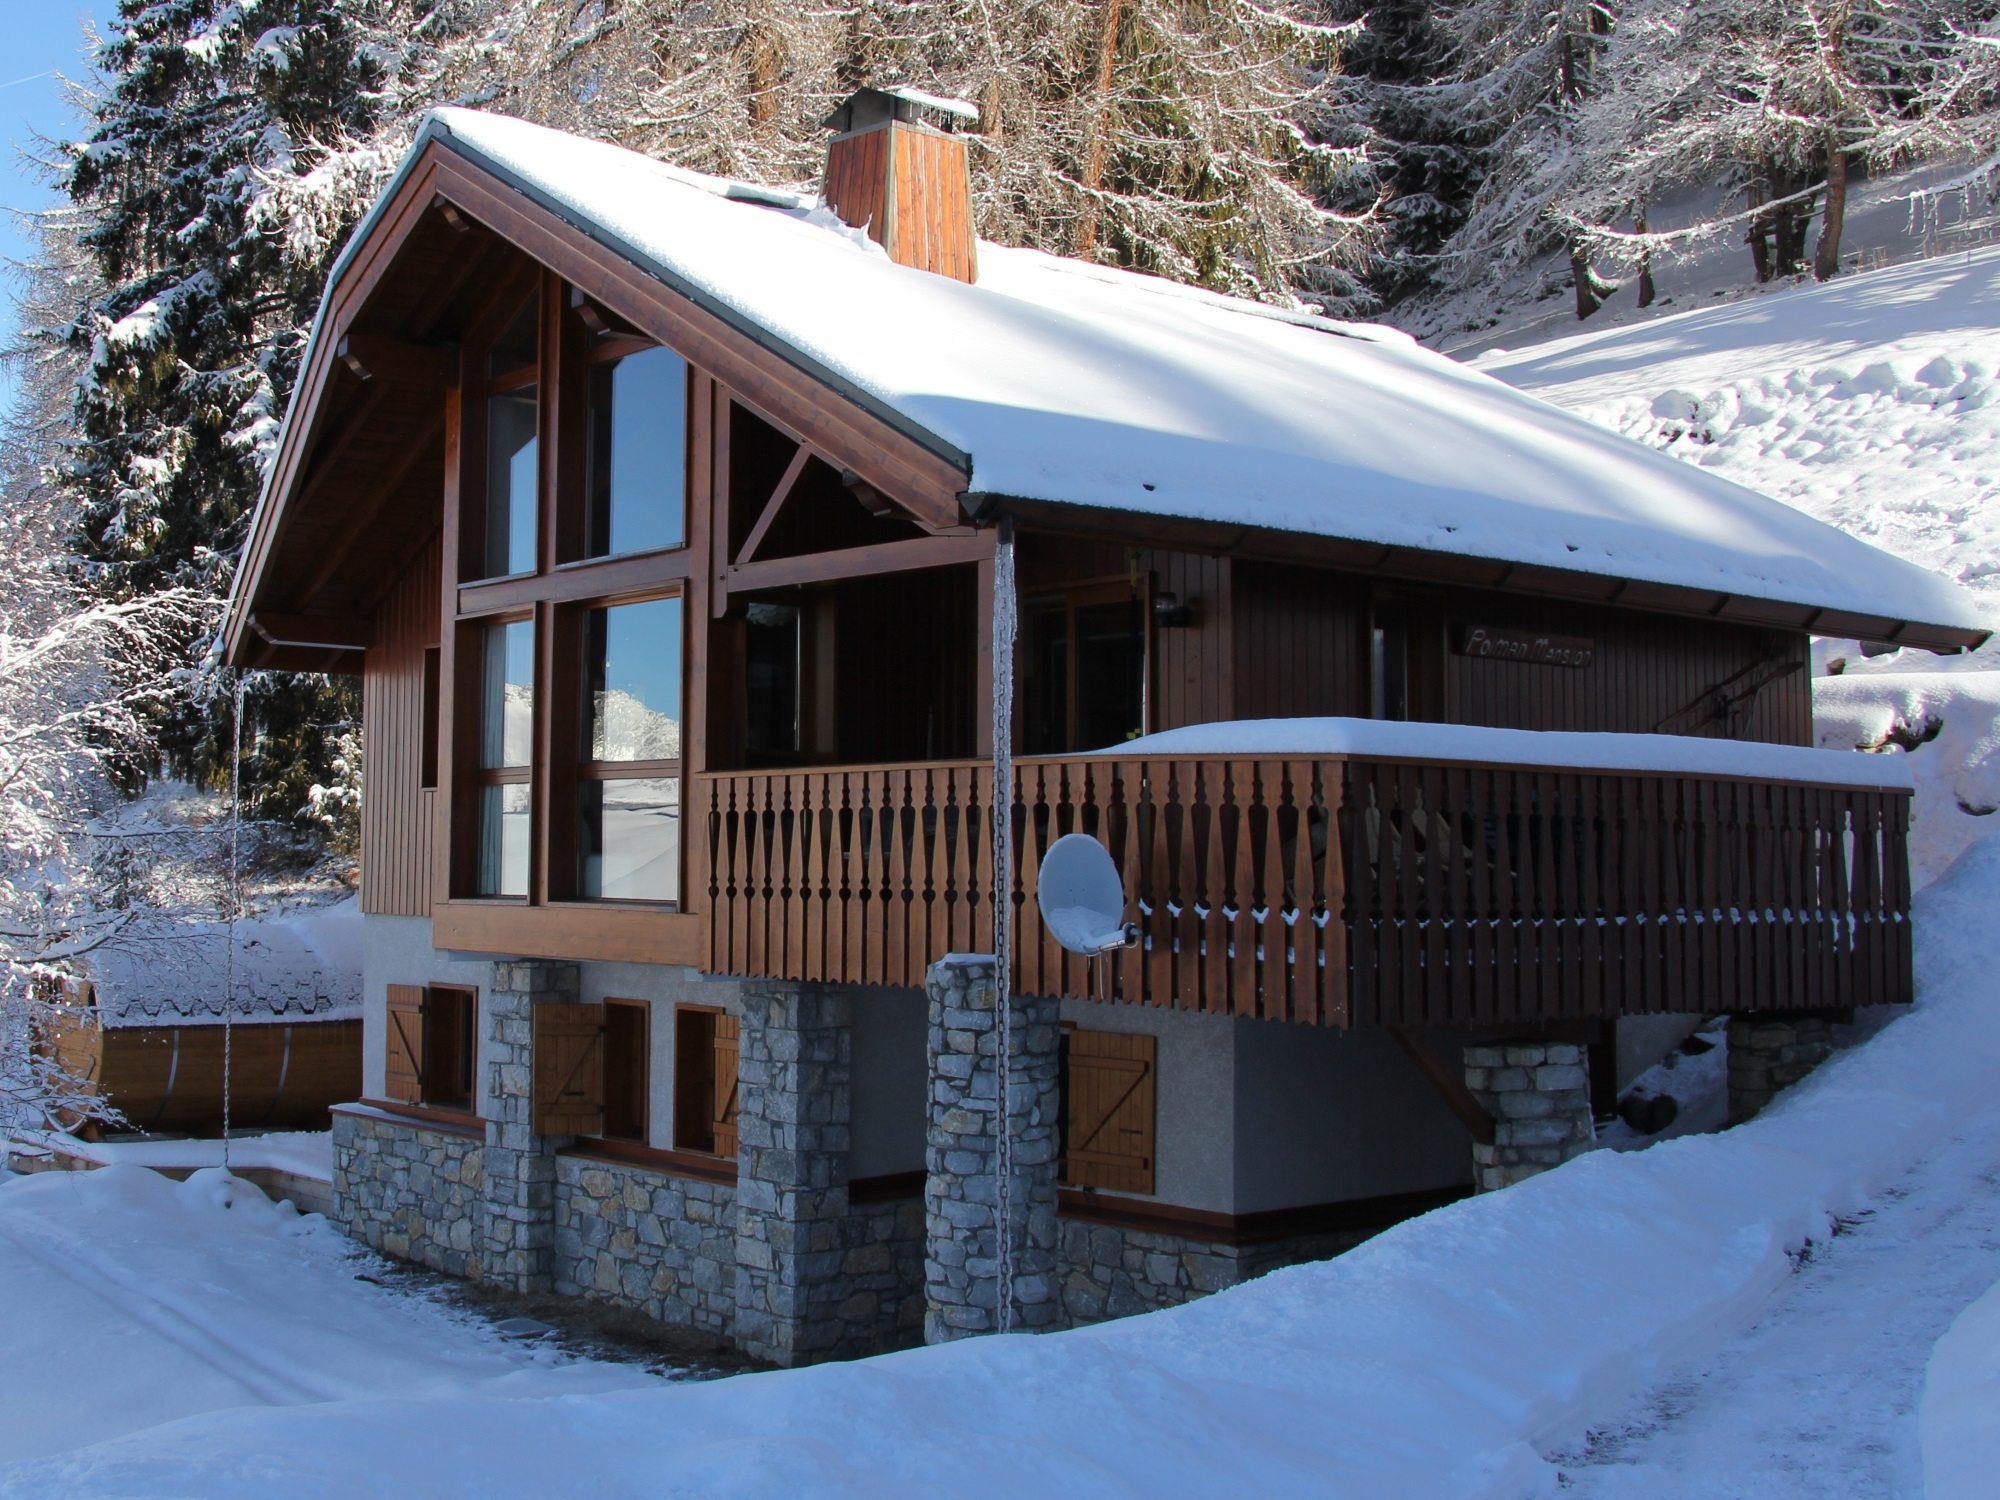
[1553,1100,2000,1497]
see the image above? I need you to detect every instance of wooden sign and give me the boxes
[1456,625,1595,668]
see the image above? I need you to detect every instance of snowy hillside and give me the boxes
[1479,248,2000,888]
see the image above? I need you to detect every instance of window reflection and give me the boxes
[477,783,531,897]
[584,598,682,762]
[480,621,535,768]
[578,778,680,901]
[486,392,538,578]
[586,347,687,558]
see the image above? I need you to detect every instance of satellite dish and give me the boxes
[1037,834,1140,956]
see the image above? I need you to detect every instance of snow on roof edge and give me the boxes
[1107,716,1916,790]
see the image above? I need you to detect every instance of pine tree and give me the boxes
[55,0,464,818]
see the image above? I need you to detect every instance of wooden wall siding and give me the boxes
[1231,561,1365,721]
[887,126,978,282]
[362,533,441,915]
[822,126,889,259]
[1441,591,1812,746]
[1223,562,1810,746]
[697,754,1912,1024]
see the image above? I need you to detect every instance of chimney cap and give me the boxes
[823,85,979,135]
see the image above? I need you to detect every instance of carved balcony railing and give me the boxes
[694,753,1911,1028]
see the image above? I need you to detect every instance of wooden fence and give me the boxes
[696,754,1912,1027]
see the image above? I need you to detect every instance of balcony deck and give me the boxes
[695,742,1912,1028]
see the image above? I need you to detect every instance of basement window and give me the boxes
[673,1006,740,1158]
[602,999,649,1142]
[385,983,478,1111]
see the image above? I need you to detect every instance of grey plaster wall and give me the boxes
[849,986,926,1179]
[1057,996,1236,1214]
[577,962,743,1150]
[1232,1021,1471,1214]
[359,915,498,1105]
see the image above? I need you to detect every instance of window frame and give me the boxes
[447,269,698,912]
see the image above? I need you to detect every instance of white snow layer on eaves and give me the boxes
[423,108,1985,635]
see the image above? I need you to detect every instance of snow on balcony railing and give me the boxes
[1103,717,1915,792]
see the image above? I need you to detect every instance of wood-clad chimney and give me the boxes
[821,87,979,283]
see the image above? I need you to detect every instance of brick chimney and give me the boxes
[822,86,979,283]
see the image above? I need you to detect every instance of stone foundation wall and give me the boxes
[1464,1041,1596,1192]
[552,1157,738,1337]
[1054,1218,1374,1326]
[1727,1014,1835,1123]
[331,1110,485,1277]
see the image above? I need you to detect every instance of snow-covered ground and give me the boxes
[0,1166,657,1467]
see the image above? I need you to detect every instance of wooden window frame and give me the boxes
[386,983,479,1113]
[672,1003,740,1160]
[1023,574,1154,754]
[444,268,698,916]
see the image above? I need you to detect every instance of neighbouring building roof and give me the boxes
[83,899,363,1028]
[312,107,1982,641]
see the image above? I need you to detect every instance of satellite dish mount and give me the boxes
[1036,834,1140,956]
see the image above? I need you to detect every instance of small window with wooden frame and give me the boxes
[673,1005,740,1159]
[384,983,478,1112]
[602,998,649,1141]
[448,270,696,910]
[1023,578,1152,754]
[1059,1027,1157,1195]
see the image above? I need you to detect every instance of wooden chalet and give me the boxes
[223,92,1986,1366]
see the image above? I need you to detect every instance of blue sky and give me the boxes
[0,0,121,413]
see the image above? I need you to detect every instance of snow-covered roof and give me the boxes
[84,899,363,1028]
[1111,717,1915,791]
[320,109,1985,638]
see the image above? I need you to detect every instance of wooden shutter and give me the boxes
[711,1014,740,1160]
[384,984,426,1103]
[1062,1030,1156,1194]
[532,1002,604,1136]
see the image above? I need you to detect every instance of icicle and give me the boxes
[990,518,1018,1332]
[223,670,244,1176]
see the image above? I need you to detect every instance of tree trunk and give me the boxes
[1814,147,1848,282]
[1636,201,1656,308]
[1746,183,1772,283]
[1571,245,1606,319]
[1076,0,1125,259]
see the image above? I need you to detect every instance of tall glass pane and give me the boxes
[485,390,539,577]
[477,783,531,896]
[586,347,687,558]
[578,778,680,901]
[584,597,682,763]
[480,620,535,769]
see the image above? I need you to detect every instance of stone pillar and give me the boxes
[1727,1014,1834,1124]
[478,960,579,1291]
[923,954,1061,1343]
[1463,1041,1595,1192]
[732,981,855,1367]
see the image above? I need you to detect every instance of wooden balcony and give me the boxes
[694,749,1912,1028]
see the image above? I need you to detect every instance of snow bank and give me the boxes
[1113,714,1914,789]
[1920,1268,2000,1500]
[15,1129,334,1181]
[1477,248,2000,629]
[7,835,1999,1497]
[1814,671,2000,887]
